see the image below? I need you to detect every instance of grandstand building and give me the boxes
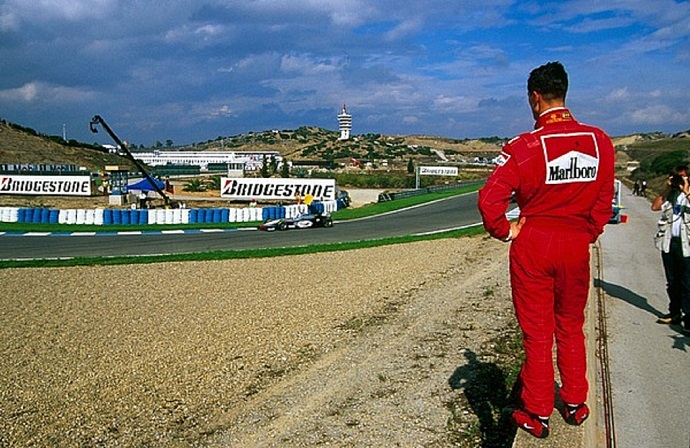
[132,150,280,171]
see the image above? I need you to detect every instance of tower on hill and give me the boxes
[337,103,352,140]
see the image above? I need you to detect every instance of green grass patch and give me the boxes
[333,184,481,220]
[0,220,258,234]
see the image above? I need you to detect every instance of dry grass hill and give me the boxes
[1,117,688,180]
[0,120,137,172]
[0,120,505,172]
[172,126,505,167]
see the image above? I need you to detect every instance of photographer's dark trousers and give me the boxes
[661,236,690,318]
[509,222,591,417]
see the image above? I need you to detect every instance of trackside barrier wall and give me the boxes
[377,181,484,202]
[0,200,339,225]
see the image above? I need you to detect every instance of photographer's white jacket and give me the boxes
[655,196,690,256]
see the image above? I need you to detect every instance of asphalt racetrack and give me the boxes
[0,192,483,260]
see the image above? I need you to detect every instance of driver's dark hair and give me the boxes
[528,61,568,102]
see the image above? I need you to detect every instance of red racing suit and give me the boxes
[478,107,614,417]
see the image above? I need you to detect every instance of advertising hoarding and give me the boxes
[0,175,92,196]
[221,178,336,201]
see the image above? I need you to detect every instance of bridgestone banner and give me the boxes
[0,175,92,196]
[221,178,336,201]
[419,166,458,176]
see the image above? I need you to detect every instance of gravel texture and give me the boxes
[0,236,520,447]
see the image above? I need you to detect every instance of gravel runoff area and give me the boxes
[0,236,522,447]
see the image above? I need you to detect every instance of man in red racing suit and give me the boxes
[478,62,614,438]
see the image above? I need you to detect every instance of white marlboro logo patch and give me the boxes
[542,132,599,184]
[495,151,511,166]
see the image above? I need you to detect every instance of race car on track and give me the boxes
[258,212,334,231]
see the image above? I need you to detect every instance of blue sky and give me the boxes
[0,1,688,147]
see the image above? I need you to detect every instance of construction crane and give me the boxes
[90,115,173,207]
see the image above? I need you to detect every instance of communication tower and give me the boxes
[337,103,352,140]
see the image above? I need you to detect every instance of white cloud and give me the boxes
[280,54,340,75]
[207,105,236,118]
[384,18,424,41]
[606,88,630,101]
[0,83,39,102]
[564,16,635,34]
[402,115,418,124]
[229,53,282,73]
[164,23,235,46]
[0,82,94,103]
[1,0,116,23]
[0,0,687,144]
[628,104,690,126]
[0,10,18,31]
[433,95,479,114]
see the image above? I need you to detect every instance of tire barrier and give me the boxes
[335,197,348,211]
[0,207,19,223]
[310,202,325,214]
[262,202,337,220]
[1,200,341,226]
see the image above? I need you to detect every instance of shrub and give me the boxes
[650,150,688,175]
[183,179,207,192]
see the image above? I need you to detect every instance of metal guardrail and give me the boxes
[377,180,485,202]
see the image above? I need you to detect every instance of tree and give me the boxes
[182,179,206,192]
[205,176,221,190]
[650,150,688,175]
[407,158,415,174]
[280,160,290,178]
[260,155,270,178]
[166,139,173,148]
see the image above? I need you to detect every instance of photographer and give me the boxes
[651,166,690,334]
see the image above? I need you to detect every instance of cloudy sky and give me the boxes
[0,1,688,147]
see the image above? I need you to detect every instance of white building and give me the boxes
[337,103,352,140]
[132,150,280,171]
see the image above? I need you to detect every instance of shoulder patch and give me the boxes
[494,151,511,167]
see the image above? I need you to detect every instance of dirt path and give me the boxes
[206,239,518,447]
[0,237,519,447]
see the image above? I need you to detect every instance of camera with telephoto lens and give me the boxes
[669,173,685,191]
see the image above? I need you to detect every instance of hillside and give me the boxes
[614,131,690,163]
[0,121,505,172]
[2,117,689,177]
[0,120,137,172]
[167,127,505,166]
